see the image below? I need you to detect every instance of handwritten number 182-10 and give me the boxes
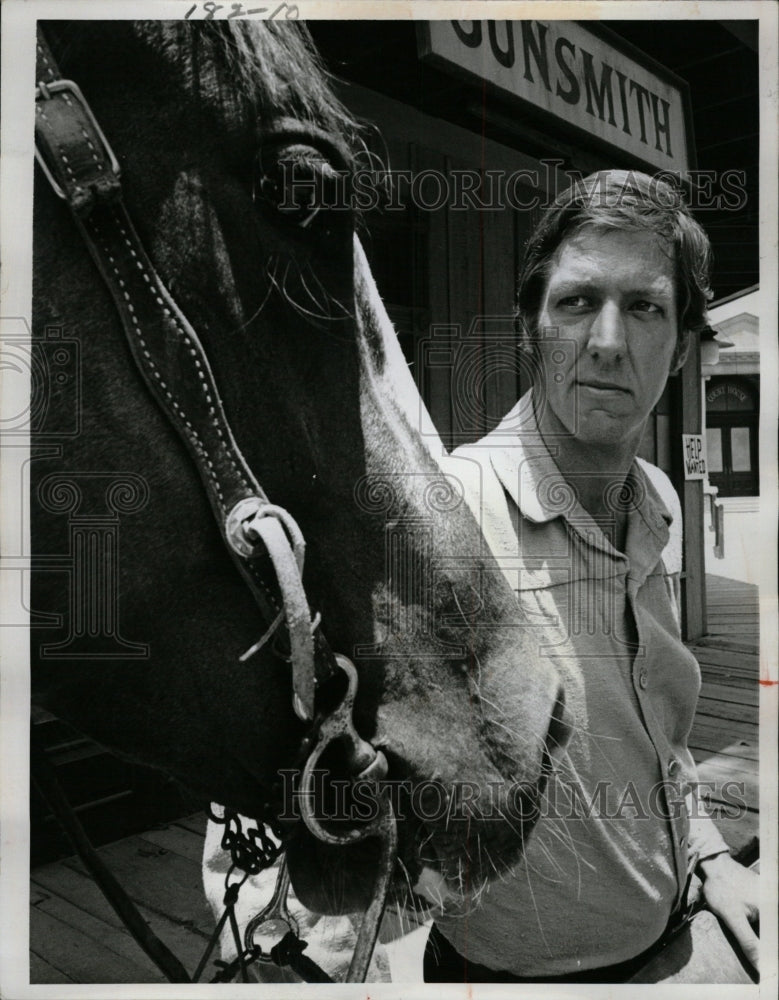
[184,2,299,19]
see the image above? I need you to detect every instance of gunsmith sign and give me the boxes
[419,21,691,172]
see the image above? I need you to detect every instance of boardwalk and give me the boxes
[29,576,762,984]
[29,815,213,984]
[687,575,760,861]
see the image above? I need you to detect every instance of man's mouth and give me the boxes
[577,379,630,394]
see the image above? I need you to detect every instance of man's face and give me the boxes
[535,226,686,451]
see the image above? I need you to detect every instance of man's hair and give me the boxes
[516,170,713,351]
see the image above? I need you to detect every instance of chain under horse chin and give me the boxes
[30,19,569,984]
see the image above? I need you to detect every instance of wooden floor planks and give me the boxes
[28,574,762,983]
[690,576,759,859]
[137,822,210,865]
[29,952,75,985]
[31,891,166,982]
[696,697,756,724]
[30,905,157,983]
[64,835,214,936]
[689,720,757,761]
[30,818,213,983]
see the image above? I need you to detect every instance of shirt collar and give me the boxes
[487,389,674,558]
[487,390,564,524]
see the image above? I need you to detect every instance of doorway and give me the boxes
[705,377,759,497]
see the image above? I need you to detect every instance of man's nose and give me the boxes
[587,302,626,360]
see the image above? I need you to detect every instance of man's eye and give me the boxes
[558,295,591,309]
[632,300,663,314]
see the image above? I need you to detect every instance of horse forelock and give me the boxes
[45,20,365,161]
[129,20,364,161]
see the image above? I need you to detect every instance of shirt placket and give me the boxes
[568,493,691,917]
[626,577,692,914]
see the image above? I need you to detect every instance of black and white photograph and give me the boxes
[1,1,776,994]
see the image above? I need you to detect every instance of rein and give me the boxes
[33,28,395,984]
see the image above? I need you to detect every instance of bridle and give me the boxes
[33,27,397,984]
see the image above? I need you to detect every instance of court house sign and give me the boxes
[419,21,692,173]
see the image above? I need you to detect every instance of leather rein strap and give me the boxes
[34,32,338,721]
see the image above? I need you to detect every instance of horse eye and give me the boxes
[254,145,350,229]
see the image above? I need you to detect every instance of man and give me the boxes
[424,171,759,982]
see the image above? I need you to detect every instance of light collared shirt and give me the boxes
[435,389,729,976]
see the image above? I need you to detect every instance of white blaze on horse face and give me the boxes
[353,235,438,452]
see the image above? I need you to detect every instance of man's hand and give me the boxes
[699,852,760,972]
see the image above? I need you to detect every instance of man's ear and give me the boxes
[516,314,539,363]
[670,329,691,374]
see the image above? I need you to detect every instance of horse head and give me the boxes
[32,20,570,916]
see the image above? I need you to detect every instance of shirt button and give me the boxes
[638,671,649,690]
[668,759,680,777]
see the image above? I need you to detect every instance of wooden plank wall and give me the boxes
[420,144,543,449]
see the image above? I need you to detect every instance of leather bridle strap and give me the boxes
[34,30,338,720]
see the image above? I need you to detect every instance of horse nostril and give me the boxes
[544,687,571,767]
